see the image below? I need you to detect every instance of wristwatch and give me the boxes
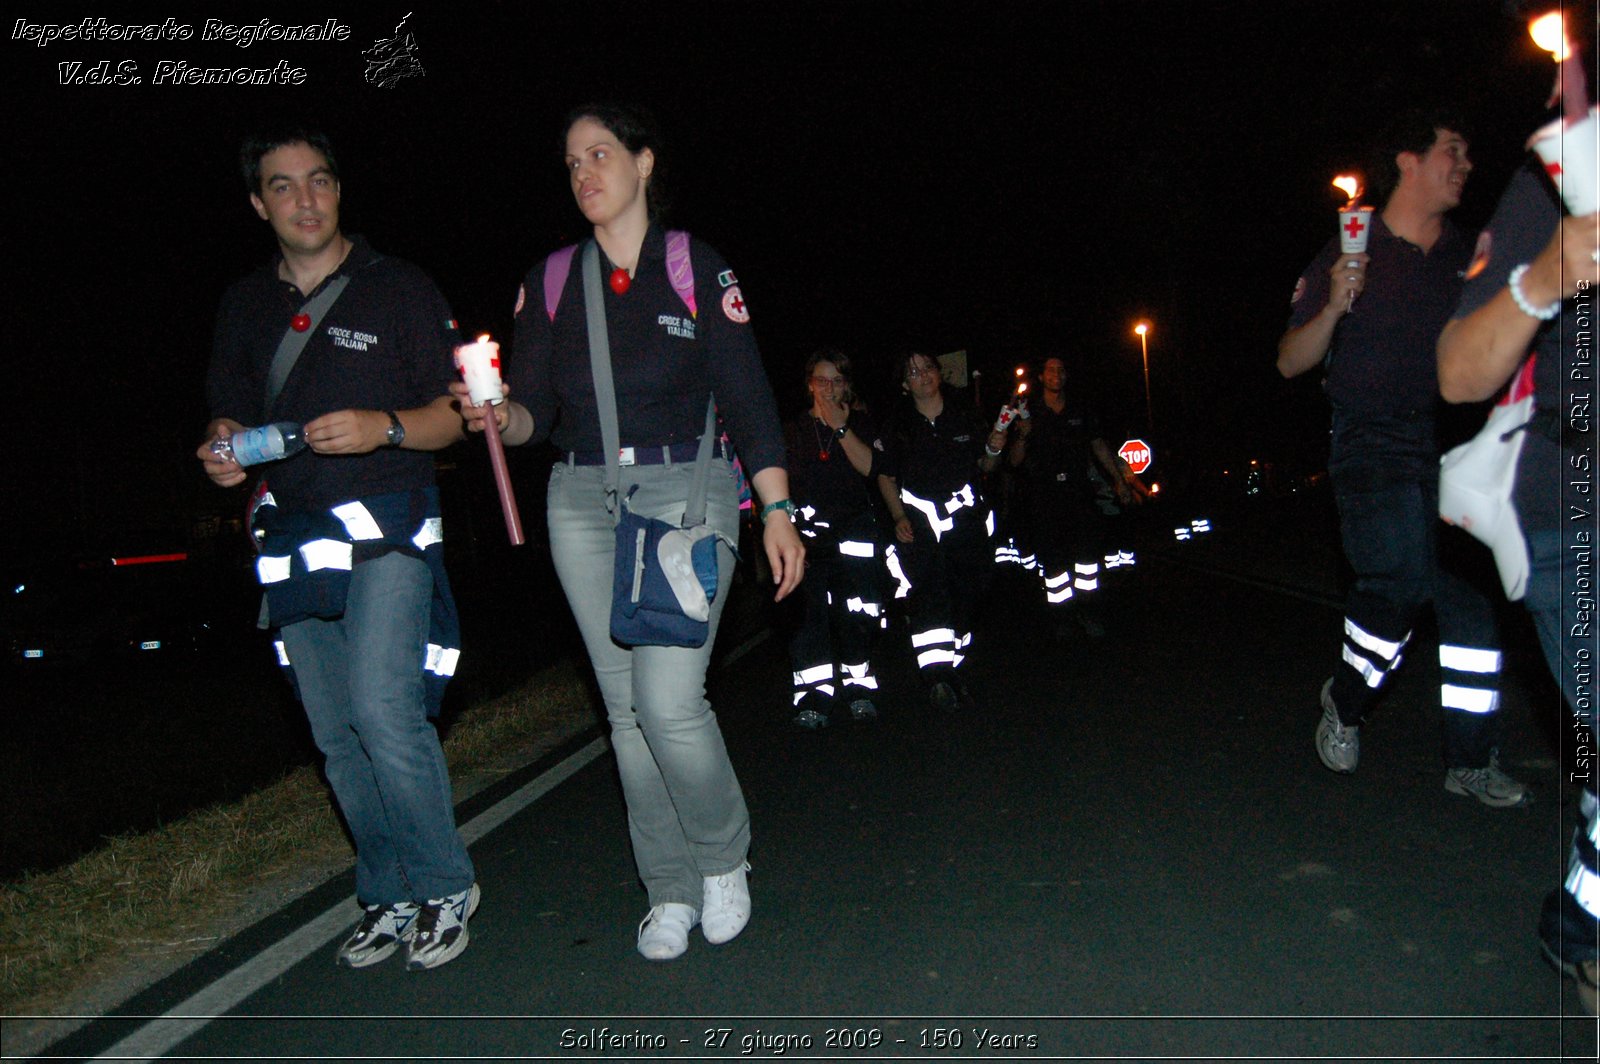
[759,498,795,521]
[384,410,406,448]
[834,424,849,440]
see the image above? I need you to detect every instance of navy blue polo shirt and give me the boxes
[507,225,785,476]
[1288,213,1472,419]
[876,399,989,500]
[784,410,879,524]
[207,236,462,510]
[1020,398,1101,496]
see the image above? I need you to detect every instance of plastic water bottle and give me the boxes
[211,422,307,467]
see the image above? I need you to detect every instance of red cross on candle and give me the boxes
[1545,160,1564,178]
[1342,215,1366,240]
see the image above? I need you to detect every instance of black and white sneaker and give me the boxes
[405,883,480,971]
[336,901,419,968]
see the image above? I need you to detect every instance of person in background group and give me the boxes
[1437,156,1600,1013]
[198,128,479,972]
[456,103,803,962]
[1276,108,1527,807]
[1007,356,1143,639]
[783,349,885,729]
[876,351,1004,712]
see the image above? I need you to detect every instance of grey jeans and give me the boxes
[547,458,750,909]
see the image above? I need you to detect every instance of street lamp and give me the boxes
[1133,321,1153,433]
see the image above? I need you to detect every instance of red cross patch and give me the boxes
[722,285,749,324]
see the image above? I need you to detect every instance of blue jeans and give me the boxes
[547,458,749,910]
[279,552,474,905]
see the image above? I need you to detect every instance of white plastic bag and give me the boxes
[1439,357,1537,601]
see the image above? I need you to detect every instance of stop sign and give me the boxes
[1118,438,1153,474]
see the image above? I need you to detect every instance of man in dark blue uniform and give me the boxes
[197,128,479,970]
[1277,109,1527,806]
[1006,356,1138,639]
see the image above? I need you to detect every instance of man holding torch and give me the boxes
[1007,355,1141,639]
[197,128,479,970]
[1277,109,1528,807]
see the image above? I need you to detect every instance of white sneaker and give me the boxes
[637,902,698,961]
[702,862,751,945]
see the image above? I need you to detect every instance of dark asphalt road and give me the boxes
[28,499,1600,1061]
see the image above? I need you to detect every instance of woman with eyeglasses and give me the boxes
[457,103,804,962]
[782,349,886,729]
[875,351,1005,713]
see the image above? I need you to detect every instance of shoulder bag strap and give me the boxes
[266,274,352,411]
[581,242,623,523]
[581,240,718,528]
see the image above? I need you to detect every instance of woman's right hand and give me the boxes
[894,516,915,543]
[450,380,511,434]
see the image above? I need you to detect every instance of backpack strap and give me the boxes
[543,244,579,323]
[664,229,696,317]
[544,232,696,322]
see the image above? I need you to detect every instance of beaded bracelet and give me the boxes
[1508,264,1561,321]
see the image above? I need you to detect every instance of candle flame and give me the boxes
[1332,174,1362,207]
[1017,382,1028,395]
[1014,366,1025,376]
[1530,12,1570,62]
[477,333,492,343]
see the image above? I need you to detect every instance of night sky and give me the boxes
[2,0,1582,560]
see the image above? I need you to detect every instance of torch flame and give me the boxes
[1332,174,1362,207]
[1017,382,1028,395]
[1530,12,1570,62]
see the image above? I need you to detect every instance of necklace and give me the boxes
[812,417,834,462]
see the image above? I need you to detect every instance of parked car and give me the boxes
[1,552,221,673]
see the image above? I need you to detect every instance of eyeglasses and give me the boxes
[810,376,847,388]
[905,365,940,379]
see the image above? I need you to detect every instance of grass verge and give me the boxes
[0,659,598,1020]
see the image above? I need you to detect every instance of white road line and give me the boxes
[91,736,610,1063]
